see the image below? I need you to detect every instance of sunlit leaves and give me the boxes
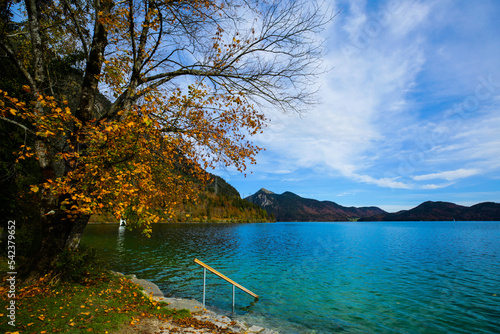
[2,83,261,233]
[1,0,280,237]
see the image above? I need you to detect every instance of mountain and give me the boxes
[90,175,271,223]
[359,201,500,221]
[244,188,386,222]
[179,174,271,223]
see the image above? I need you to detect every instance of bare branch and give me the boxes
[0,116,34,134]
[60,0,90,59]
[0,40,37,90]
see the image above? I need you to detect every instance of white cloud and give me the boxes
[413,169,480,182]
[419,183,454,190]
[254,0,430,184]
[351,173,413,189]
[247,0,500,194]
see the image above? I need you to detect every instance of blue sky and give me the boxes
[213,0,500,212]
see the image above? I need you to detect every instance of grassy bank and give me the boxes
[0,258,190,333]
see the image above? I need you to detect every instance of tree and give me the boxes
[0,0,330,275]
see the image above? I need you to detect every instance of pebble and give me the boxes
[155,307,280,333]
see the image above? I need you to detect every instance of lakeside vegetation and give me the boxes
[0,252,193,333]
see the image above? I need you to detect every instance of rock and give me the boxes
[260,329,279,334]
[129,277,164,297]
[157,297,204,313]
[229,320,247,332]
[121,271,280,333]
[247,325,265,332]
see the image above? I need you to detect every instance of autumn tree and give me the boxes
[0,0,330,275]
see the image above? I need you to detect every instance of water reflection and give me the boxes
[82,222,500,334]
[117,225,126,254]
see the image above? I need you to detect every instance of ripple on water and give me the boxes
[83,222,500,334]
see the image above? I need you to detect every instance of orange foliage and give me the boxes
[1,77,265,234]
[1,0,317,236]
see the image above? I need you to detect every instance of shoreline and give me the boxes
[88,220,273,225]
[116,272,279,334]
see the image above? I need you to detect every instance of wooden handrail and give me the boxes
[194,258,259,299]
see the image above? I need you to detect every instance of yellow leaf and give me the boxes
[9,108,16,115]
[30,185,39,193]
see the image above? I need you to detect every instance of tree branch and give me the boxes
[0,116,34,134]
[0,40,37,90]
[60,0,90,60]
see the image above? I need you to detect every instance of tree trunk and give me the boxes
[76,0,113,123]
[25,0,46,90]
[64,214,90,250]
[12,0,112,280]
[22,211,91,280]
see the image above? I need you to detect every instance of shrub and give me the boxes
[53,246,102,283]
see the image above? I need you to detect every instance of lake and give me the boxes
[82,221,500,333]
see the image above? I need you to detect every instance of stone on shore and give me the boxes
[129,277,165,297]
[155,296,205,313]
[125,274,280,333]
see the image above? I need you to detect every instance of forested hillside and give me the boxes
[245,188,384,221]
[90,175,271,223]
[359,201,500,221]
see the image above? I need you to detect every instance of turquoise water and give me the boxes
[82,222,500,333]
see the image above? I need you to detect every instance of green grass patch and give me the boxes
[0,268,190,333]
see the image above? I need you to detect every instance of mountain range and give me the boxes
[244,188,500,222]
[244,188,386,222]
[359,200,500,221]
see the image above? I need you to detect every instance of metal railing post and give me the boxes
[232,284,235,313]
[194,258,258,312]
[203,267,206,308]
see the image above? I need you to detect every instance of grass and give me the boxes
[0,257,191,334]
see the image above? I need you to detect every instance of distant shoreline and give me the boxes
[87,219,272,225]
